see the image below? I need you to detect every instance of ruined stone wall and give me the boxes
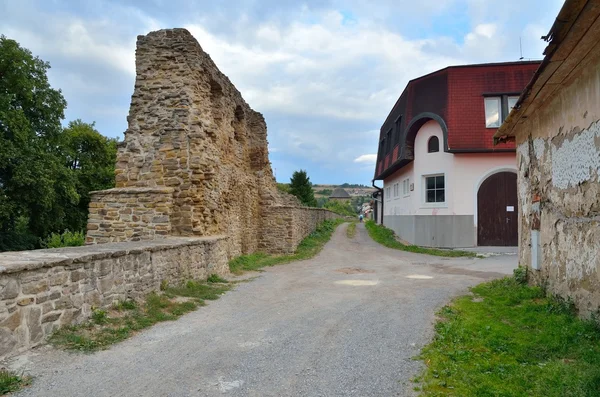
[515,59,600,316]
[86,28,339,259]
[259,207,341,254]
[101,28,283,258]
[0,237,228,359]
[87,187,173,244]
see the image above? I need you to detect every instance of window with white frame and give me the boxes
[402,178,410,196]
[385,186,391,201]
[393,183,399,198]
[424,174,445,203]
[485,95,521,128]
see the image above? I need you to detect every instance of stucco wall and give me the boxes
[515,59,600,317]
[0,237,228,359]
[383,120,516,246]
[385,215,475,247]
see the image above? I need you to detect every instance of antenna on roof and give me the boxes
[519,37,524,60]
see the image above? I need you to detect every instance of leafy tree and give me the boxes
[0,35,76,249]
[60,120,117,232]
[323,200,357,217]
[289,170,317,207]
[0,37,116,251]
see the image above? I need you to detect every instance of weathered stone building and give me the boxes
[494,0,600,316]
[0,28,338,359]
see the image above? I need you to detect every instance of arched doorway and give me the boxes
[477,172,518,246]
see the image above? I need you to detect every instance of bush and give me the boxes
[42,230,85,248]
[513,265,528,285]
[323,200,356,217]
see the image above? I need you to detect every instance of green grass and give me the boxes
[206,274,228,283]
[229,218,343,274]
[417,276,600,396]
[346,222,357,238]
[0,370,29,395]
[50,281,231,352]
[364,220,476,257]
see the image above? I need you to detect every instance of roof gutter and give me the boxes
[371,179,383,225]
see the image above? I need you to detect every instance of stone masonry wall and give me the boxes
[87,187,173,244]
[515,58,600,317]
[0,237,227,359]
[259,207,340,254]
[100,28,285,259]
[86,28,337,260]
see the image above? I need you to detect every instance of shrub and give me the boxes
[42,229,85,248]
[513,265,528,285]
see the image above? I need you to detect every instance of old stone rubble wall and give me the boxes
[86,28,338,259]
[87,28,286,259]
[516,60,600,317]
[258,207,340,254]
[0,237,227,359]
[87,187,174,244]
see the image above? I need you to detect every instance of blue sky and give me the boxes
[0,0,564,184]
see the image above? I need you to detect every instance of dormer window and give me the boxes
[484,95,520,128]
[428,136,439,153]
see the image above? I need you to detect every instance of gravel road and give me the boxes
[9,223,515,397]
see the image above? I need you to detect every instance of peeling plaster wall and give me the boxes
[515,60,600,317]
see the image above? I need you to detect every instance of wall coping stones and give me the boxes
[89,187,175,196]
[0,236,227,275]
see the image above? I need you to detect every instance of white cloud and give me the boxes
[354,154,377,164]
[0,0,564,183]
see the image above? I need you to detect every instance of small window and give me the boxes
[402,178,410,196]
[485,97,501,128]
[425,175,445,203]
[507,96,519,114]
[428,136,439,153]
[393,183,399,198]
[386,129,393,154]
[394,116,402,145]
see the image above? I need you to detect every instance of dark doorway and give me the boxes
[477,172,518,246]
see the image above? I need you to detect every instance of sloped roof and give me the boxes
[329,188,351,198]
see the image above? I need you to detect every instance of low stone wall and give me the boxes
[0,236,227,359]
[87,187,174,244]
[259,207,340,254]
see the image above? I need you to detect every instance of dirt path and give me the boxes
[9,223,516,397]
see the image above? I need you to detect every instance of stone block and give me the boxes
[21,279,49,295]
[0,328,17,357]
[42,312,62,324]
[0,279,19,300]
[0,312,21,332]
[27,307,43,344]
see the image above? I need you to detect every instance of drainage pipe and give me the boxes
[371,179,383,225]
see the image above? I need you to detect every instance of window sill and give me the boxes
[420,203,448,209]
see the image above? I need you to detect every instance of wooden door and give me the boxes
[477,172,518,246]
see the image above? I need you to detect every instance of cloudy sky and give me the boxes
[0,0,563,184]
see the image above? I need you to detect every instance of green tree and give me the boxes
[323,200,356,216]
[0,35,77,250]
[289,170,317,207]
[60,120,117,232]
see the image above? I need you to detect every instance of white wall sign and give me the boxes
[507,206,515,212]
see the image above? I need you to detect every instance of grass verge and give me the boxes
[364,220,476,257]
[229,218,343,274]
[346,222,357,239]
[50,277,230,352]
[416,275,600,396]
[0,370,29,395]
